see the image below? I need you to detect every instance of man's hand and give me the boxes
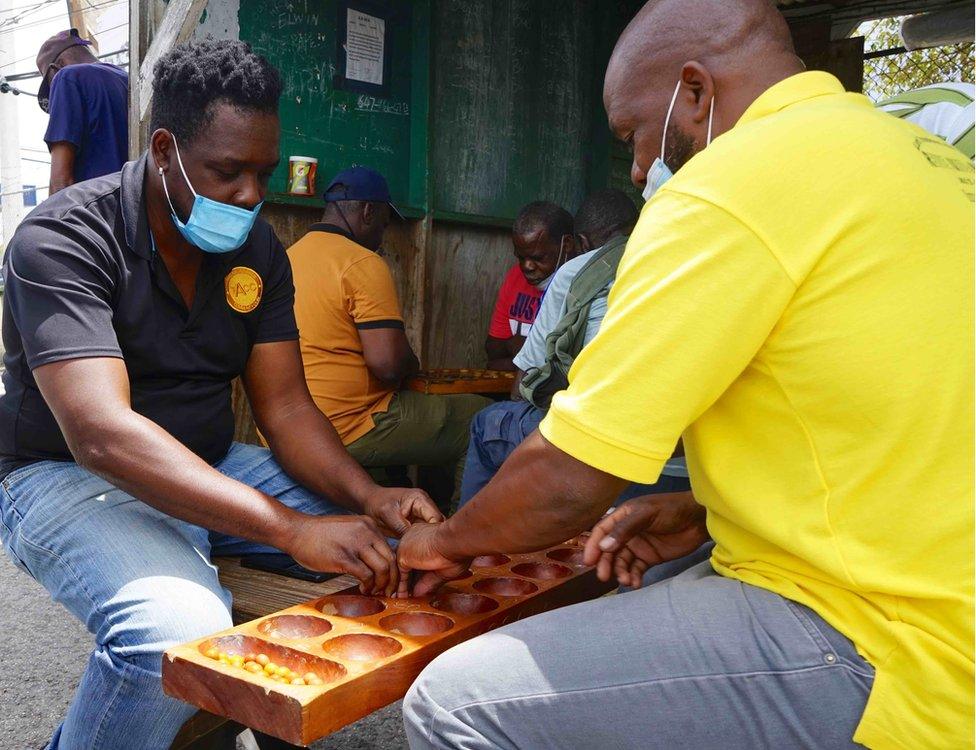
[395,523,471,598]
[362,487,444,537]
[287,515,399,596]
[583,492,708,588]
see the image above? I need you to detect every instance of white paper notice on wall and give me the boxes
[345,9,385,86]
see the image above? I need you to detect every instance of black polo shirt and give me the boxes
[0,154,298,480]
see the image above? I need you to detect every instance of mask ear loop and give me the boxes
[169,135,199,200]
[333,200,359,240]
[660,80,682,165]
[157,134,196,221]
[706,94,715,147]
[158,164,181,220]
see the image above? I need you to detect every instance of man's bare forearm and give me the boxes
[72,410,302,550]
[259,398,377,511]
[434,430,628,560]
[48,142,75,195]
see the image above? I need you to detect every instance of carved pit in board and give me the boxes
[430,591,499,615]
[198,635,347,684]
[316,595,385,617]
[473,577,539,597]
[379,612,454,636]
[321,633,402,662]
[547,547,586,566]
[471,554,510,568]
[257,615,332,639]
[511,562,573,580]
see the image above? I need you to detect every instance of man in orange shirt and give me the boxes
[288,167,489,505]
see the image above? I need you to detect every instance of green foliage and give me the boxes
[858,16,975,101]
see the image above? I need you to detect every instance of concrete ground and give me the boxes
[0,555,408,750]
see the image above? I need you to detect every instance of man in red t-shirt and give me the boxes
[486,201,576,370]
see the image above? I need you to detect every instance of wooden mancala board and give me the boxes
[405,368,515,395]
[162,538,613,746]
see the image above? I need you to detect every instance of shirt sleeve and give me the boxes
[44,69,85,149]
[342,253,404,329]
[513,263,573,371]
[581,285,610,348]
[540,189,796,483]
[4,214,122,370]
[254,234,299,343]
[488,266,516,339]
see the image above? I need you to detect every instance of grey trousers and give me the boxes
[403,552,874,749]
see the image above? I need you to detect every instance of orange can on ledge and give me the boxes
[287,156,318,196]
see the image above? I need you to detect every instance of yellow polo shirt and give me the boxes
[288,225,402,444]
[542,72,973,748]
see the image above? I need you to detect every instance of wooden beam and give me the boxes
[66,0,94,50]
[127,0,143,157]
[136,0,209,124]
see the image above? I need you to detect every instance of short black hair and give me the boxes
[150,39,283,145]
[512,201,574,242]
[574,189,638,245]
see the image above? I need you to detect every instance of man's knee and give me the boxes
[405,639,521,749]
[404,658,464,748]
[104,576,232,671]
[468,403,493,439]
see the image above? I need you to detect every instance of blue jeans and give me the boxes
[404,551,875,749]
[0,443,348,750]
[458,401,690,506]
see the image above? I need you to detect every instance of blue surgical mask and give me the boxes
[642,80,715,202]
[158,136,262,253]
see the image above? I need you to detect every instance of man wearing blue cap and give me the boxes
[35,28,128,194]
[288,166,490,506]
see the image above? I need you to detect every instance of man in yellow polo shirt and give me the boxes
[396,1,974,748]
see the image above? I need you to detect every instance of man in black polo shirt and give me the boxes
[0,40,439,749]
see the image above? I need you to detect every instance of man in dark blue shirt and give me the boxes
[35,29,128,194]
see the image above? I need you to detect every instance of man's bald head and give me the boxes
[605,0,803,190]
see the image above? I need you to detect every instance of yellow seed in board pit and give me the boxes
[302,672,318,683]
[264,662,277,674]
[244,653,257,662]
[274,666,289,677]
[256,654,270,666]
[244,662,261,673]
[230,655,244,667]
[205,648,219,660]
[290,677,305,685]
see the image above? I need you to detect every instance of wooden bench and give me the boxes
[169,559,358,750]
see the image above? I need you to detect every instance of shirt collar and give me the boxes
[736,71,846,128]
[121,152,152,259]
[310,222,357,242]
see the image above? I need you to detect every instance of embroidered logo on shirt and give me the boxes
[224,266,263,313]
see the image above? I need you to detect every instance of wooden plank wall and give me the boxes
[423,223,513,368]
